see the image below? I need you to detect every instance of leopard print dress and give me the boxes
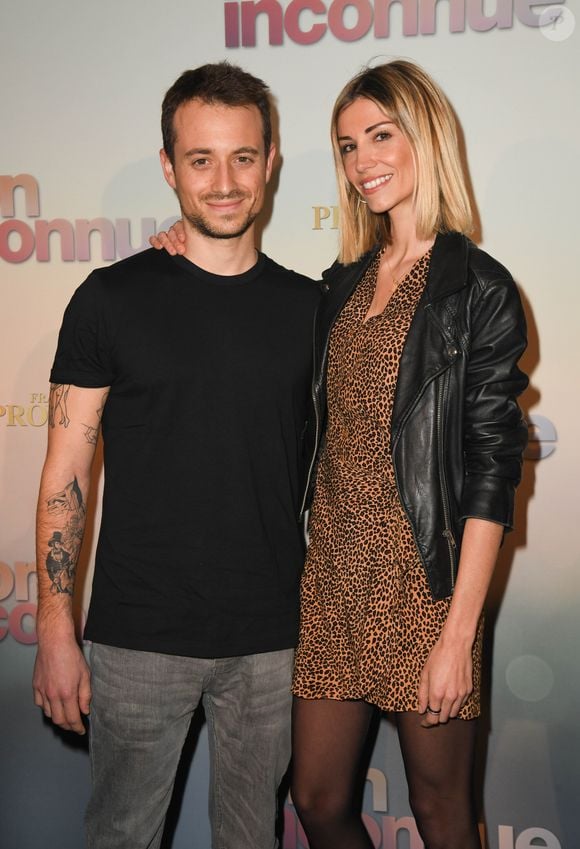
[292,250,482,718]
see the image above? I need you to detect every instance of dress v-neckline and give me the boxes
[362,249,431,325]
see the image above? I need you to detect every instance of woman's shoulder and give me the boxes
[320,246,379,288]
[433,231,517,297]
[465,240,514,290]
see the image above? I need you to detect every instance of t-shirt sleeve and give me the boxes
[50,272,116,387]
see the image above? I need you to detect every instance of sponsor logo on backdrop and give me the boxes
[313,205,339,230]
[224,0,568,47]
[0,561,37,644]
[0,393,49,428]
[525,414,556,459]
[539,4,575,40]
[284,770,562,848]
[0,174,177,264]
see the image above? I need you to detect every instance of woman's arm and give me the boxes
[418,260,528,726]
[417,517,503,726]
[460,266,528,529]
[149,219,186,255]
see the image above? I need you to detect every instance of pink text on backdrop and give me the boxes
[224,0,563,47]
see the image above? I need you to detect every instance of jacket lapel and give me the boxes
[315,248,378,377]
[391,233,470,443]
[316,233,472,443]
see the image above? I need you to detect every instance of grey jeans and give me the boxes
[85,643,293,849]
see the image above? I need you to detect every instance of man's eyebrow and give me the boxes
[183,146,261,157]
[233,146,260,155]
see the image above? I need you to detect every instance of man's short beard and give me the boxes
[184,210,258,240]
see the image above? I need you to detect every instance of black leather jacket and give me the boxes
[301,232,528,600]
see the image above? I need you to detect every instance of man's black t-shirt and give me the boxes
[50,248,319,658]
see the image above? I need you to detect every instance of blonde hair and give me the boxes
[331,60,473,264]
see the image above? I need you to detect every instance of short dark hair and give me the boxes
[161,62,272,163]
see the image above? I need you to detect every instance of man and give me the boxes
[33,62,319,849]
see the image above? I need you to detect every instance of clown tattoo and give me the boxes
[45,477,86,595]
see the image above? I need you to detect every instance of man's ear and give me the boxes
[265,144,276,184]
[160,148,176,190]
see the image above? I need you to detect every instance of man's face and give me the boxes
[160,99,275,241]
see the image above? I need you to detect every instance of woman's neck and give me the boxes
[385,219,435,266]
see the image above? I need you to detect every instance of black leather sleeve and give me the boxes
[460,260,528,529]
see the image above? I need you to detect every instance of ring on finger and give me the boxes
[427,705,441,715]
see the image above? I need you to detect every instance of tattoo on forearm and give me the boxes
[48,384,71,428]
[82,424,99,445]
[96,390,108,422]
[82,390,109,444]
[45,477,86,595]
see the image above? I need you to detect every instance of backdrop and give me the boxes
[1,2,578,847]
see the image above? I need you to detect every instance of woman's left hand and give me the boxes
[149,219,186,255]
[417,635,473,727]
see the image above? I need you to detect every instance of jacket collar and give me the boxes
[318,247,376,330]
[424,232,470,303]
[324,231,471,305]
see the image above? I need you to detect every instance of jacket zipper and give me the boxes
[299,385,320,518]
[299,315,324,517]
[391,359,455,593]
[436,368,457,589]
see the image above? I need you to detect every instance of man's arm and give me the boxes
[33,383,109,734]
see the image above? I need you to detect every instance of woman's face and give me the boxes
[337,97,416,221]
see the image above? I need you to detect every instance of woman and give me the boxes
[290,61,528,849]
[152,60,528,849]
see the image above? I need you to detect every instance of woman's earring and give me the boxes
[356,194,368,211]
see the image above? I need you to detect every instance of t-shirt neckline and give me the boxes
[170,251,266,286]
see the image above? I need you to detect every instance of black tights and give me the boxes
[291,698,481,849]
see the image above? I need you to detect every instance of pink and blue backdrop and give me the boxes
[1,2,578,847]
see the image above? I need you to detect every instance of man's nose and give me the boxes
[212,161,236,194]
